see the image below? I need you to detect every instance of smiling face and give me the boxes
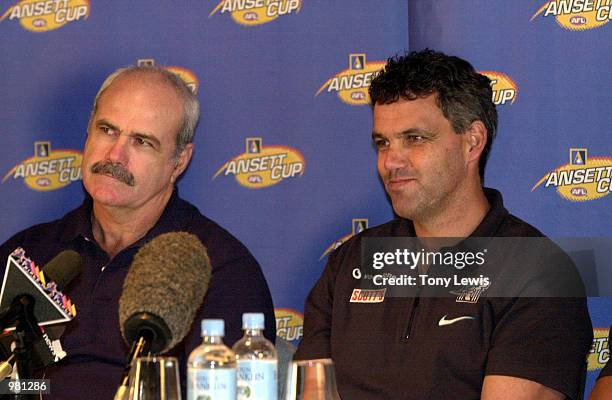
[373,94,472,222]
[82,72,192,212]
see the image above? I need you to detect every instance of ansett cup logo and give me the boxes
[2,141,82,191]
[531,0,611,30]
[209,0,301,26]
[1,0,89,32]
[316,54,386,106]
[137,60,200,94]
[588,328,609,371]
[532,148,612,201]
[214,137,305,189]
[320,219,368,260]
[275,308,303,343]
[480,71,518,106]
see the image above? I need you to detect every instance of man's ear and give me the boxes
[171,143,193,183]
[464,120,487,163]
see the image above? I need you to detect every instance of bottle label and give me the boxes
[187,368,236,400]
[236,360,277,400]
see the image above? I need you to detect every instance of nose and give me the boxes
[381,142,407,172]
[106,135,130,165]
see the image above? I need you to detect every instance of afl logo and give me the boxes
[316,54,386,106]
[1,0,89,32]
[209,0,301,26]
[530,0,610,31]
[532,148,612,201]
[3,141,82,191]
[214,137,305,189]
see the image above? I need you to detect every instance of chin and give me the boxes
[86,184,133,207]
[389,195,414,217]
[396,211,417,220]
[393,198,431,221]
[92,194,130,207]
[392,204,415,220]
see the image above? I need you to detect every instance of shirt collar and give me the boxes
[59,195,94,244]
[59,188,187,246]
[397,187,509,238]
[470,187,509,237]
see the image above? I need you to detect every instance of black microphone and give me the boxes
[0,250,82,379]
[114,232,211,400]
[42,250,82,292]
[0,249,82,330]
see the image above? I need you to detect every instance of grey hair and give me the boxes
[88,65,200,157]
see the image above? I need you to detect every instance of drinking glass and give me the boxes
[127,356,182,400]
[284,358,340,400]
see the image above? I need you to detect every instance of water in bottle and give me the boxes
[232,313,277,400]
[188,319,237,400]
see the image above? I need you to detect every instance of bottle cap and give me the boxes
[242,313,265,330]
[201,319,224,337]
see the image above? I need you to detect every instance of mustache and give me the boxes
[90,161,135,186]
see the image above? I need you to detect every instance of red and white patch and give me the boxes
[349,288,386,303]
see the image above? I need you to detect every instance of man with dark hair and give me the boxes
[295,50,592,399]
[369,49,498,182]
[0,66,275,399]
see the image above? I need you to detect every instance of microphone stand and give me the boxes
[0,295,42,400]
[113,335,152,400]
[113,312,171,400]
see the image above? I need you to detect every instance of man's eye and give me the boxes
[406,135,425,143]
[374,139,389,149]
[100,126,114,135]
[134,137,150,147]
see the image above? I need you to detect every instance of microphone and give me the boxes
[42,250,82,292]
[0,249,82,329]
[0,249,81,378]
[114,232,211,400]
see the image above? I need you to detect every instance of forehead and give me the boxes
[99,72,181,103]
[94,73,184,139]
[372,94,451,135]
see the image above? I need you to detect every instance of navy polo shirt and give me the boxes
[0,189,275,399]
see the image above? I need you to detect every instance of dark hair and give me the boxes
[369,49,498,181]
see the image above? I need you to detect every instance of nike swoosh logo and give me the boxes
[438,315,475,326]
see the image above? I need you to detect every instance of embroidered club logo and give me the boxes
[451,282,490,304]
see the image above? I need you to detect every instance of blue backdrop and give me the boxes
[1,1,609,396]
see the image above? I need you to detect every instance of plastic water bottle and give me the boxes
[188,319,237,400]
[232,313,278,400]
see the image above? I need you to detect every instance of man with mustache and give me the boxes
[295,50,592,399]
[0,66,275,399]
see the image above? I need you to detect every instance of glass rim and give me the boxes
[292,358,334,366]
[134,355,179,363]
